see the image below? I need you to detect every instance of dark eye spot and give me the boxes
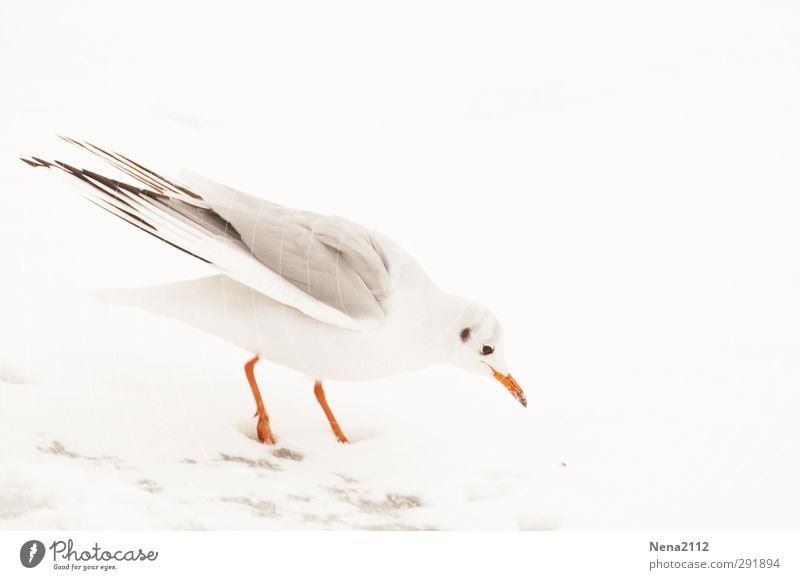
[460,327,471,342]
[481,344,494,356]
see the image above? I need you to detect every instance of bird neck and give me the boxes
[418,292,475,363]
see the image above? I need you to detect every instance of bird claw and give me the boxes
[256,415,276,445]
[331,425,349,444]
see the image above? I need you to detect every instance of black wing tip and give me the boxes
[20,156,51,168]
[22,146,214,267]
[57,134,80,146]
[21,135,82,168]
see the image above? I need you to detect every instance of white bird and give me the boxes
[22,137,526,444]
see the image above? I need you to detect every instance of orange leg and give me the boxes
[244,355,276,445]
[314,381,349,443]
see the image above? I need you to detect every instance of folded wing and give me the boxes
[22,138,392,331]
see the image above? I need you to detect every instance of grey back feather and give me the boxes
[181,172,391,321]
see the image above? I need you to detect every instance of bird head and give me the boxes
[449,301,526,407]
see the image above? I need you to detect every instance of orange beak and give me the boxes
[492,368,527,407]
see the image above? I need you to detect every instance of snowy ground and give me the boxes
[1,1,800,530]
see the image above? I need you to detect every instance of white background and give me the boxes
[1,1,799,531]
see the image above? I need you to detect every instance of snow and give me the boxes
[1,0,800,529]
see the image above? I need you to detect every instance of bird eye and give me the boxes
[481,344,494,356]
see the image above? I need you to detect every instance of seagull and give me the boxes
[22,137,526,444]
